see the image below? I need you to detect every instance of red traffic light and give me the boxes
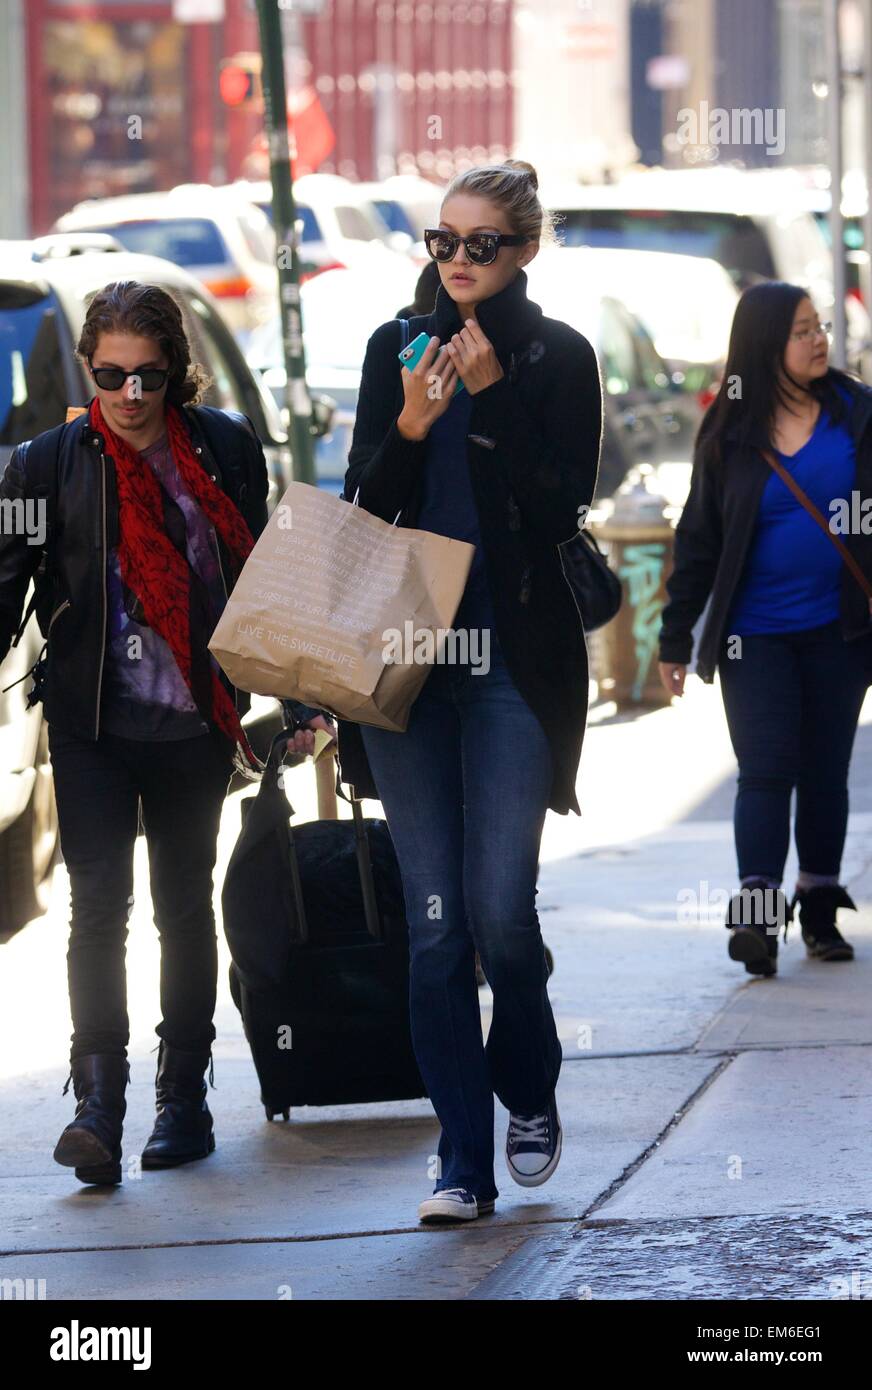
[220,65,255,107]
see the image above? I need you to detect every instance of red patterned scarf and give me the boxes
[89,397,257,765]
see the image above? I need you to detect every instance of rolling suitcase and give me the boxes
[223,721,426,1118]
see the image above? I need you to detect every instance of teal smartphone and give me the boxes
[398,330,465,395]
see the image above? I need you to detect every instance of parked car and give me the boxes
[356,174,443,263]
[0,611,57,942]
[531,246,738,402]
[230,173,418,284]
[52,186,279,338]
[542,168,832,290]
[541,168,871,373]
[742,165,869,304]
[0,236,295,938]
[526,249,703,492]
[246,262,419,492]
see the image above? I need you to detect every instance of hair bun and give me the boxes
[505,159,538,191]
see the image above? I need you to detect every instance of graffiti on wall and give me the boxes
[617,542,667,701]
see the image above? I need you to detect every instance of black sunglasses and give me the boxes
[89,362,170,392]
[424,228,526,266]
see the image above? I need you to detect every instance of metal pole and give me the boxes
[254,0,316,486]
[0,0,30,237]
[862,0,872,316]
[825,0,847,368]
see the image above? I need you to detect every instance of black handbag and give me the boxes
[558,527,623,632]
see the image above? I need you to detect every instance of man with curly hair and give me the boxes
[0,280,326,1185]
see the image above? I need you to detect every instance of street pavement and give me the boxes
[2,675,872,1301]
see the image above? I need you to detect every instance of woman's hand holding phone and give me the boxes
[397,336,458,441]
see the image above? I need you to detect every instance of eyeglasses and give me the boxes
[789,321,832,343]
[424,228,527,266]
[89,362,170,391]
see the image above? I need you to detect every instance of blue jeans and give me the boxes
[361,640,561,1202]
[718,621,871,881]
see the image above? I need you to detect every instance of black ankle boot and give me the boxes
[54,1054,129,1185]
[141,1042,215,1169]
[792,884,856,961]
[726,880,792,977]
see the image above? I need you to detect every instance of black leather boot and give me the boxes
[141,1042,215,1169]
[54,1054,129,1185]
[792,884,856,961]
[726,880,792,977]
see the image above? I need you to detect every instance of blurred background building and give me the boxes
[2,0,518,236]
[0,0,869,237]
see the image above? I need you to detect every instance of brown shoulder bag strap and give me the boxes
[759,447,872,602]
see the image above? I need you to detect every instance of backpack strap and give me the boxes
[759,447,872,603]
[196,404,258,441]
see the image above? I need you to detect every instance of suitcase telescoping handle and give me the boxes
[274,719,385,945]
[350,796,383,943]
[265,731,310,945]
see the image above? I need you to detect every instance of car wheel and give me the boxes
[0,719,59,942]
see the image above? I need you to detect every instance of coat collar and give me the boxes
[78,400,199,450]
[429,267,543,367]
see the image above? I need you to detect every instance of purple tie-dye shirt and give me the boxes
[100,432,228,740]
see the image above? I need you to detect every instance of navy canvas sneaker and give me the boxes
[418,1187,495,1223]
[506,1095,562,1187]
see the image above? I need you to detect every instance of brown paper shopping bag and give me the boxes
[208,481,474,732]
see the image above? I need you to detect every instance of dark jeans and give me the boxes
[47,723,233,1061]
[360,641,561,1203]
[718,621,871,882]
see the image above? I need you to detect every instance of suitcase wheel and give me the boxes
[265,1106,291,1122]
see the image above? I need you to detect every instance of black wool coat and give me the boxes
[335,266,603,816]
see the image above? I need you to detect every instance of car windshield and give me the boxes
[554,208,777,283]
[257,201,323,243]
[334,205,385,242]
[0,284,70,445]
[372,200,417,238]
[75,218,231,268]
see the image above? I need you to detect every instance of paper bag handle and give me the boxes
[351,486,403,527]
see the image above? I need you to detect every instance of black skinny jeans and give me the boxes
[48,723,233,1061]
[718,621,872,882]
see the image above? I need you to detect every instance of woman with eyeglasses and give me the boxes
[659,282,872,978]
[337,160,602,1223]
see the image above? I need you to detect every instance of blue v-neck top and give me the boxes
[728,404,857,635]
[415,386,498,635]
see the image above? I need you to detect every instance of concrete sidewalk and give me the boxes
[1,680,871,1300]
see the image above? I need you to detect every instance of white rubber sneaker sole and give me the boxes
[417,1193,495,1223]
[506,1117,563,1188]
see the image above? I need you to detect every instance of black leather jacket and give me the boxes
[0,404,270,740]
